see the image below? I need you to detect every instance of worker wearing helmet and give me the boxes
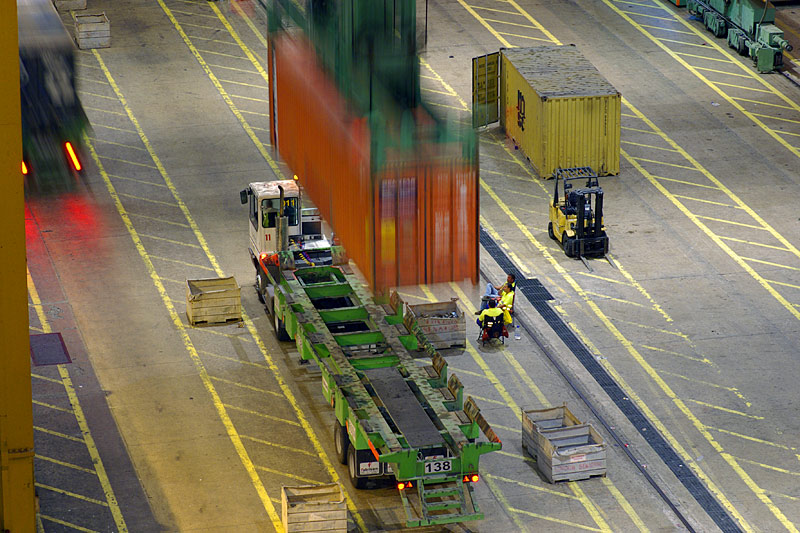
[476,299,510,328]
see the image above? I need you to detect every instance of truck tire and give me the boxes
[334,420,349,465]
[272,296,291,341]
[255,270,266,304]
[347,445,368,489]
[548,222,555,240]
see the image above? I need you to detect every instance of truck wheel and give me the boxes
[548,222,555,240]
[334,420,349,465]
[255,271,266,304]
[347,446,368,489]
[272,296,290,341]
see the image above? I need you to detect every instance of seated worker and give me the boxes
[497,285,515,322]
[478,273,516,313]
[476,299,511,329]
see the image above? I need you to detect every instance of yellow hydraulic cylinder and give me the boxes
[0,2,36,532]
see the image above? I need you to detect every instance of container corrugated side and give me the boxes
[500,47,620,178]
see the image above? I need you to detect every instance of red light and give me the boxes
[397,482,405,491]
[21,161,28,175]
[397,481,413,491]
[463,474,479,483]
[65,142,82,171]
[471,474,479,483]
[259,252,268,261]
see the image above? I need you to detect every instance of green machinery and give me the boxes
[241,181,501,527]
[685,0,792,73]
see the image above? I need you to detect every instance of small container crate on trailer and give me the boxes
[281,483,347,533]
[405,298,466,350]
[500,46,620,179]
[522,404,607,482]
[74,12,110,50]
[185,277,242,326]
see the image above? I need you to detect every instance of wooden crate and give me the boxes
[405,299,465,350]
[281,484,347,533]
[55,0,87,12]
[186,277,242,326]
[74,13,110,49]
[522,404,606,482]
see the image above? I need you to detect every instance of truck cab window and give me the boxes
[262,198,279,228]
[283,197,299,227]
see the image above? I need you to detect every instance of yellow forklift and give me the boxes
[548,167,609,258]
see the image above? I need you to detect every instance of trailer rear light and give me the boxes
[65,142,82,171]
[293,174,299,181]
[463,474,479,483]
[22,161,28,175]
[396,481,413,491]
[259,252,268,261]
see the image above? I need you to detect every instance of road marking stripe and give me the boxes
[195,48,248,59]
[218,78,268,89]
[179,21,219,30]
[35,454,97,475]
[639,23,697,35]
[87,137,147,152]
[92,123,137,133]
[84,106,126,115]
[740,256,800,271]
[157,276,184,284]
[750,112,800,125]
[469,394,508,406]
[29,325,45,333]
[730,97,794,110]
[657,370,748,402]
[231,93,268,102]
[238,109,269,118]
[620,10,674,20]
[509,507,603,531]
[482,475,530,531]
[498,31,551,41]
[576,272,633,286]
[686,399,763,419]
[629,157,698,170]
[622,126,661,134]
[40,515,99,533]
[694,66,752,78]
[658,37,713,48]
[31,373,63,384]
[487,474,580,499]
[240,434,318,457]
[210,376,286,399]
[138,233,202,248]
[617,319,691,340]
[571,483,612,533]
[651,175,720,190]
[491,423,521,434]
[694,215,767,230]
[127,212,190,228]
[34,425,84,443]
[621,140,679,152]
[118,193,178,206]
[611,0,659,8]
[601,477,649,532]
[149,255,215,270]
[765,279,800,290]
[673,194,738,208]
[583,291,647,308]
[254,465,324,485]
[707,426,795,451]
[455,0,514,47]
[206,62,258,73]
[36,483,109,507]
[483,17,536,29]
[732,456,800,476]
[719,236,790,251]
[494,450,534,462]
[397,290,434,302]
[209,1,270,85]
[446,366,489,379]
[468,5,519,15]
[673,51,733,63]
[78,77,111,85]
[712,81,775,94]
[639,344,713,365]
[170,8,217,18]
[32,400,73,414]
[427,101,468,111]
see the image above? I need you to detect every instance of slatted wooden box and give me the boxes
[405,299,465,350]
[522,404,606,483]
[55,0,87,12]
[186,277,241,326]
[74,12,110,49]
[281,484,347,533]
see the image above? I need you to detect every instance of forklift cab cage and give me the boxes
[549,167,608,258]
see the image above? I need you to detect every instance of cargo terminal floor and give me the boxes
[22,0,800,530]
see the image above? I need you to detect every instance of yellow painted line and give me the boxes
[35,454,97,475]
[601,477,649,533]
[40,515,99,533]
[191,328,255,343]
[480,152,516,163]
[240,434,318,457]
[483,17,536,29]
[93,123,137,134]
[455,0,513,47]
[685,399,764,420]
[249,126,270,132]
[583,290,648,308]
[629,157,698,170]
[673,194,738,208]
[31,373,63,385]
[623,126,661,134]
[426,101,468,111]
[29,325,45,333]
[639,344,713,365]
[611,0,659,8]
[469,5,519,15]
[32,399,73,414]
[733,456,800,476]
[571,482,612,533]
[772,491,800,502]
[616,319,691,340]
[620,140,679,152]
[657,369,748,403]
[149,255,215,271]
[209,376,286,399]
[611,259,675,324]
[720,236,790,252]
[36,483,108,507]
[195,48,248,59]
[640,23,693,35]
[731,97,794,110]
[254,465,324,485]
[217,78,267,89]
[83,105,125,115]
[139,233,202,248]
[619,10,674,20]
[488,423,520,434]
[486,474,580,499]
[34,425,85,443]
[711,81,777,94]
[78,77,111,85]
[652,175,721,190]
[766,279,800,290]
[447,366,489,379]
[751,112,800,125]
[179,21,220,30]
[509,507,603,532]
[421,87,456,96]
[206,62,258,73]
[480,180,757,531]
[508,251,533,276]
[673,51,733,63]
[170,8,218,18]
[157,276,184,285]
[694,215,768,230]
[658,37,715,48]
[208,1,270,85]
[238,109,270,117]
[495,450,535,464]
[87,137,147,152]
[482,474,530,531]
[76,62,102,70]
[198,352,270,371]
[707,426,795,451]
[397,290,434,302]
[469,394,508,407]
[221,403,301,426]
[497,31,552,42]
[694,66,752,78]
[741,256,800,271]
[231,94,268,103]
[118,193,179,206]
[127,212,190,228]
[576,271,634,286]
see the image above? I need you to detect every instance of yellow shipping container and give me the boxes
[500,46,620,178]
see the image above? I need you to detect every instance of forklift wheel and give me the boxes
[347,446,368,489]
[334,420,349,465]
[563,236,576,258]
[548,222,555,240]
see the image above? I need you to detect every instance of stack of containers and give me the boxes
[500,46,621,178]
[268,35,478,294]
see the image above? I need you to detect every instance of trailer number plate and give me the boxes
[424,460,452,474]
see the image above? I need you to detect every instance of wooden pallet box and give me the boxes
[186,277,242,326]
[74,12,110,49]
[281,484,347,533]
[522,404,606,482]
[55,0,87,12]
[405,299,465,349]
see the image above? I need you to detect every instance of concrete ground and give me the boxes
[24,0,800,531]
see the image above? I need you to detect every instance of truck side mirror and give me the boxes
[239,188,249,205]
